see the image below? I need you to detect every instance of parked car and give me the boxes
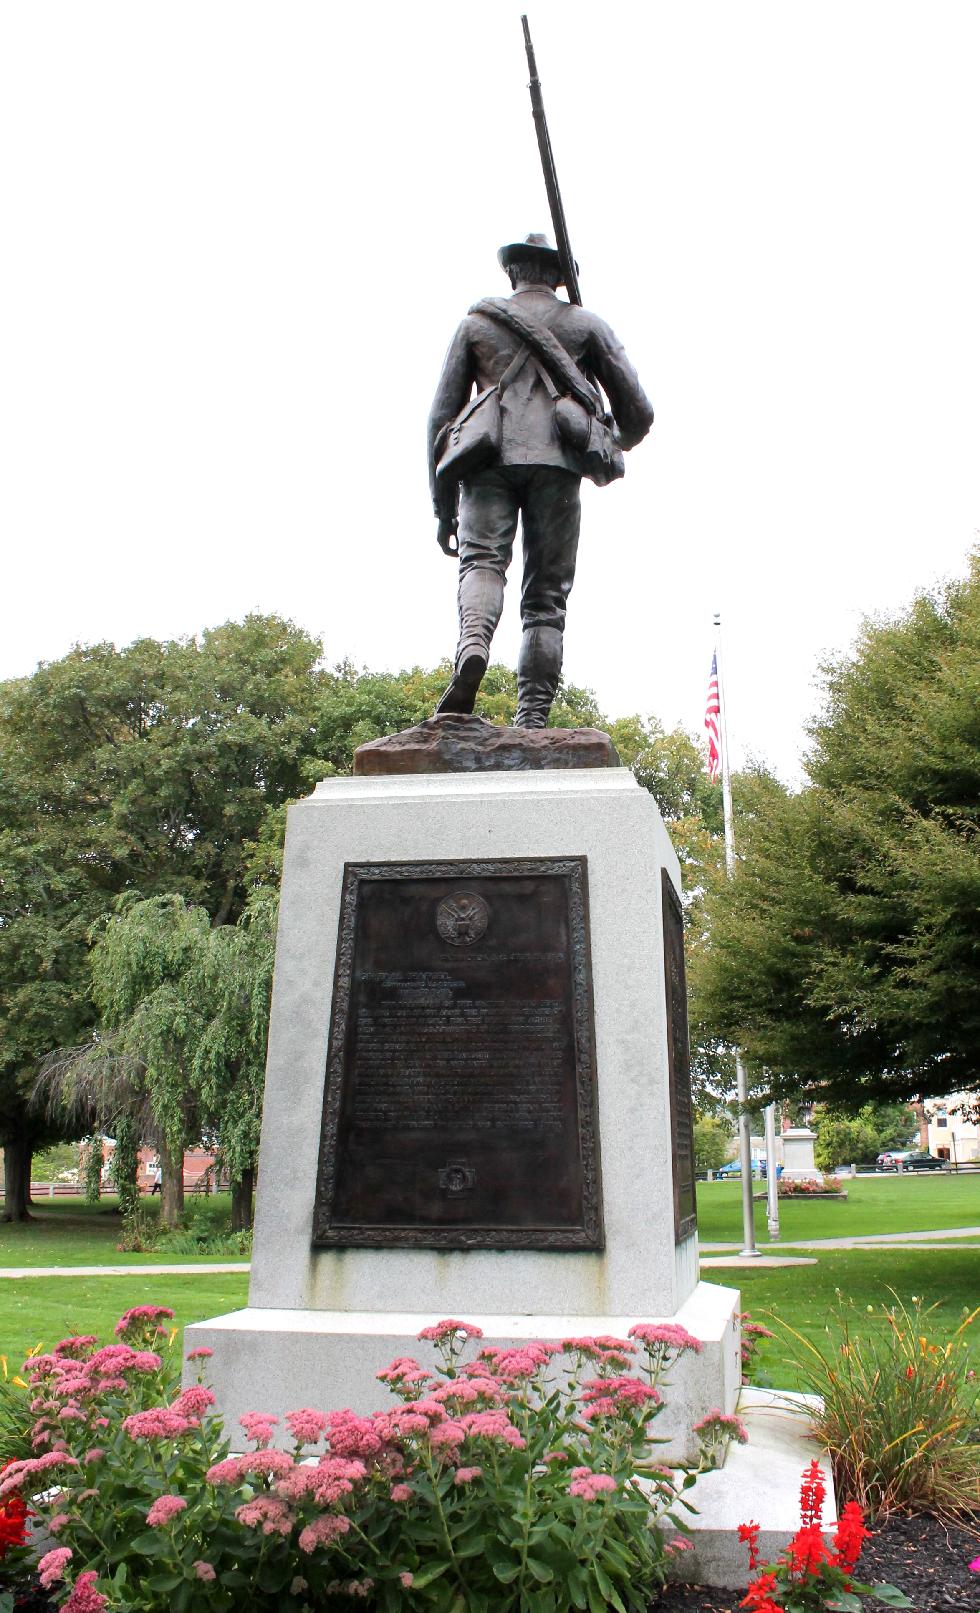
[902,1153,948,1172]
[876,1150,915,1171]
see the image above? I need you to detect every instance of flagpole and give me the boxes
[713,614,760,1257]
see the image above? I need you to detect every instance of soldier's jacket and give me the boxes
[427,286,654,517]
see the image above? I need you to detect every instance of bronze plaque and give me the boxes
[661,869,697,1241]
[313,858,602,1249]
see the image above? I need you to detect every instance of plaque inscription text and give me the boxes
[313,859,602,1249]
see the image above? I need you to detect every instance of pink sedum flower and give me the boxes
[240,1448,294,1479]
[569,1466,618,1501]
[48,1514,71,1533]
[170,1385,215,1419]
[400,1572,415,1587]
[390,1483,413,1502]
[236,1496,293,1536]
[123,1408,195,1440]
[286,1407,329,1447]
[459,1409,526,1448]
[240,1411,279,1448]
[38,1547,73,1588]
[63,1570,109,1613]
[377,1357,430,1386]
[454,1465,482,1484]
[417,1318,483,1342]
[429,1420,466,1450]
[186,1346,214,1361]
[298,1513,351,1553]
[114,1305,174,1338]
[206,1457,245,1484]
[692,1409,748,1443]
[146,1494,188,1527]
[194,1561,217,1581]
[628,1322,702,1355]
[0,1451,79,1501]
[326,1409,384,1458]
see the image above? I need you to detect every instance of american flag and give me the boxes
[705,652,721,783]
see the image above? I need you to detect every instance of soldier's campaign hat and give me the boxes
[497,231,578,282]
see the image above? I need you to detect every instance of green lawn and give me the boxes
[0,1195,249,1267]
[727,1246,979,1389]
[695,1172,980,1243]
[2,1181,977,1387]
[0,1272,251,1367]
[2,1250,974,1391]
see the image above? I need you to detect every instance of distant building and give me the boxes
[923,1095,979,1165]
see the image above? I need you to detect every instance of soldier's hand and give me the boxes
[437,516,459,558]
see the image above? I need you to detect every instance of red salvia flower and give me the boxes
[787,1521,833,1578]
[740,1570,781,1611]
[738,1520,762,1572]
[0,1463,31,1559]
[799,1458,826,1527]
[834,1500,871,1572]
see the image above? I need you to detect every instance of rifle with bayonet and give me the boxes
[521,15,582,307]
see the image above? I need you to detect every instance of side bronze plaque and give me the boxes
[661,869,697,1242]
[313,858,602,1249]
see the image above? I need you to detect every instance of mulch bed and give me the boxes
[655,1513,980,1612]
[3,1516,978,1610]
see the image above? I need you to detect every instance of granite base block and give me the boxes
[185,1281,741,1466]
[663,1388,835,1588]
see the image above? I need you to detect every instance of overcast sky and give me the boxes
[2,1,977,784]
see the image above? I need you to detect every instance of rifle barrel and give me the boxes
[521,16,582,306]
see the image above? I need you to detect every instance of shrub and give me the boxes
[9,1311,713,1612]
[151,1198,252,1258]
[779,1291,980,1521]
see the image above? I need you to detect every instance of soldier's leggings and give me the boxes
[455,464,581,728]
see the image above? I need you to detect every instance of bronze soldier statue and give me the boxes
[427,232,653,728]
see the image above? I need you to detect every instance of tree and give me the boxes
[0,829,95,1219]
[191,887,278,1230]
[89,895,210,1226]
[0,616,323,1206]
[813,1112,878,1172]
[693,1115,730,1174]
[692,555,980,1110]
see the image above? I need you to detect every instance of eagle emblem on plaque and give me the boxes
[436,891,490,946]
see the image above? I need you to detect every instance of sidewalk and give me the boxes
[0,1262,251,1278]
[700,1225,980,1253]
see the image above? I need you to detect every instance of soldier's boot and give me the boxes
[437,563,503,716]
[515,625,563,728]
[435,641,489,716]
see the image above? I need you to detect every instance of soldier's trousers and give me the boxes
[455,464,581,728]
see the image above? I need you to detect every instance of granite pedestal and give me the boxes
[782,1126,823,1183]
[187,758,741,1463]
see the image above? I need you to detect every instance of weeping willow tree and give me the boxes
[37,890,276,1230]
[33,1039,150,1219]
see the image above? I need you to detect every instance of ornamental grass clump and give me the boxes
[739,1460,910,1610]
[10,1309,712,1612]
[778,1290,980,1521]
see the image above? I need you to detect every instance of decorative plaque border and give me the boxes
[312,856,603,1250]
[661,869,698,1243]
